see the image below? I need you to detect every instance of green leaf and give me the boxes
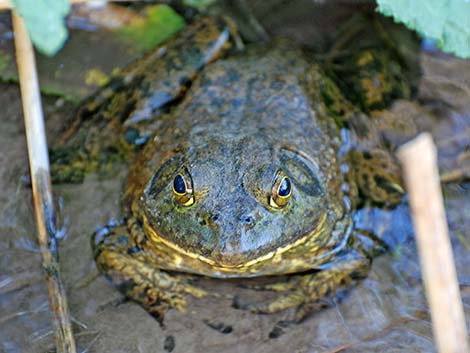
[377,0,470,58]
[12,0,70,56]
[118,5,186,54]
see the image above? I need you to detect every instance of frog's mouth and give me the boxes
[142,212,334,275]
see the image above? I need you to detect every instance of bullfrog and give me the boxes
[51,16,415,322]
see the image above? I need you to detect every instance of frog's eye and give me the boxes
[172,169,194,206]
[269,171,292,209]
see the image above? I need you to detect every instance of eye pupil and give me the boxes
[278,177,291,197]
[269,173,292,209]
[172,168,195,206]
[173,174,186,194]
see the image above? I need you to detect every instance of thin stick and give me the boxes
[12,12,77,353]
[397,133,469,353]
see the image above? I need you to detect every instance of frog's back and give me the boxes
[132,44,343,203]
[151,43,342,194]
[176,44,336,142]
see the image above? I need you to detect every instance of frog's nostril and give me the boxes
[242,215,255,227]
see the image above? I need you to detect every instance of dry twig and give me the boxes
[12,12,76,353]
[397,133,469,353]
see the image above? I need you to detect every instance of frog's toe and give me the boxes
[146,304,170,324]
[233,290,306,314]
[138,280,206,317]
[180,283,208,299]
[144,285,206,324]
[159,291,189,312]
[293,301,331,323]
[239,280,297,292]
[142,273,208,311]
[351,229,388,258]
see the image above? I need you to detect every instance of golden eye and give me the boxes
[172,169,194,206]
[269,172,292,209]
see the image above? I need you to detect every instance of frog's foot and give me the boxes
[347,148,404,207]
[92,224,207,323]
[239,280,298,292]
[350,228,388,258]
[234,252,370,322]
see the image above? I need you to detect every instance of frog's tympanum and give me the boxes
[51,17,417,322]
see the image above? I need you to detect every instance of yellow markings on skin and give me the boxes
[172,254,183,266]
[143,216,217,266]
[85,68,110,87]
[361,73,386,105]
[143,212,328,273]
[357,51,374,66]
[244,212,327,267]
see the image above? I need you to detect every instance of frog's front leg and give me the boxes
[92,220,206,322]
[235,252,369,320]
[234,231,384,322]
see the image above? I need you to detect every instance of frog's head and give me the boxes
[142,135,332,270]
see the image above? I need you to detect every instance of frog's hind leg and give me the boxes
[51,17,236,183]
[346,148,404,207]
[92,220,207,323]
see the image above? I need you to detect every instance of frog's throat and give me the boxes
[142,212,328,270]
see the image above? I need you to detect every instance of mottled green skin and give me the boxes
[124,45,350,275]
[54,18,410,321]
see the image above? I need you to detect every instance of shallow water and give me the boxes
[1,3,470,353]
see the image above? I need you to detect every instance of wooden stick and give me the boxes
[397,133,469,353]
[12,12,77,353]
